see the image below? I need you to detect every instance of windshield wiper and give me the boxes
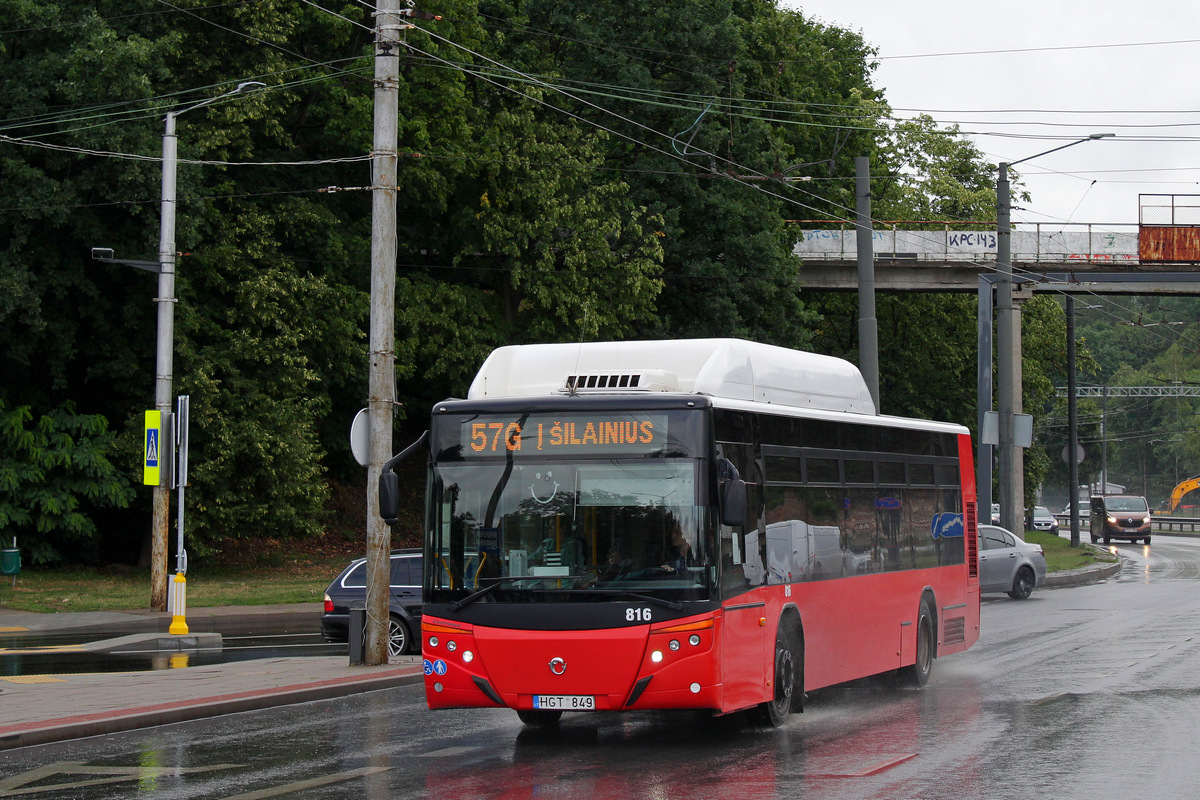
[447,576,530,612]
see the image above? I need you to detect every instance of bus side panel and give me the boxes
[774,566,974,693]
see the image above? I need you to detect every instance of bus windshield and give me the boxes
[427,458,713,603]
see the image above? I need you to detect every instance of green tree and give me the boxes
[0,401,134,564]
[874,114,1014,221]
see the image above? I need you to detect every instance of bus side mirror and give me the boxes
[379,471,400,527]
[720,477,747,528]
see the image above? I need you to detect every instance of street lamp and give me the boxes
[148,81,264,610]
[995,133,1114,538]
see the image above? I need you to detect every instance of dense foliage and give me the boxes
[2,0,1079,565]
[1039,297,1200,511]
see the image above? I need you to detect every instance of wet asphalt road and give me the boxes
[5,537,1200,799]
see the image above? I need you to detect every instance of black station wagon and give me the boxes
[320,549,422,656]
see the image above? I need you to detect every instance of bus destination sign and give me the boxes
[462,413,669,457]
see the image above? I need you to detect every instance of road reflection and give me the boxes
[0,632,344,676]
[420,676,987,800]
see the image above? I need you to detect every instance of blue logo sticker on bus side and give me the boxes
[433,659,448,676]
[423,659,434,675]
[931,512,964,539]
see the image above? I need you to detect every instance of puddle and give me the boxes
[0,632,346,675]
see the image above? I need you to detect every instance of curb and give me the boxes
[1042,550,1123,589]
[0,665,424,752]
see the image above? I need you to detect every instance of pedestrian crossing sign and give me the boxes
[144,410,162,486]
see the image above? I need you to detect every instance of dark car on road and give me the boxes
[321,549,422,656]
[1090,494,1152,545]
[978,524,1047,600]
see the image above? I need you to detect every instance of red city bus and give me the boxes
[382,339,980,727]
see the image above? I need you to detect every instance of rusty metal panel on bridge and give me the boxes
[1138,226,1200,262]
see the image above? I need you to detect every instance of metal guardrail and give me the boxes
[1152,516,1200,534]
[1053,514,1200,534]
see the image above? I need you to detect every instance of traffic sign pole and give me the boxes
[169,395,190,635]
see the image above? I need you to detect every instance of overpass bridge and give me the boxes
[793,211,1200,555]
[792,222,1200,295]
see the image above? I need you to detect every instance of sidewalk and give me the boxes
[0,605,424,752]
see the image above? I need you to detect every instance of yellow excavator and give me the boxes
[1169,475,1200,513]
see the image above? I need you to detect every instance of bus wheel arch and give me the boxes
[752,607,804,727]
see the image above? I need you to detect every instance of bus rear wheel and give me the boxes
[899,597,934,687]
[516,709,562,726]
[752,625,798,727]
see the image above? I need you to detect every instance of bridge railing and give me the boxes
[792,221,1140,264]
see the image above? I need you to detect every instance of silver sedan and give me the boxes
[978,524,1048,600]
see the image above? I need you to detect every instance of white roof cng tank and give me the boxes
[465,339,877,415]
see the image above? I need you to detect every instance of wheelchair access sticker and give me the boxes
[423,659,448,676]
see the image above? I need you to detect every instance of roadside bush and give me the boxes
[0,401,134,564]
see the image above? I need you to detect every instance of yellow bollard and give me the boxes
[168,571,189,635]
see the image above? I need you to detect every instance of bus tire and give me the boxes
[752,623,798,727]
[516,709,563,726]
[899,597,934,687]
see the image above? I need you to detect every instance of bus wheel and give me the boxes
[753,625,797,727]
[899,598,934,687]
[516,709,563,726]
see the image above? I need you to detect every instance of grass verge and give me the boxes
[0,557,351,613]
[1025,530,1118,572]
[0,534,370,614]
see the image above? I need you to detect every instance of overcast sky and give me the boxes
[785,0,1200,231]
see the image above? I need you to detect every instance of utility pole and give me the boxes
[365,0,401,666]
[995,161,1024,537]
[150,81,262,611]
[995,134,1114,538]
[854,157,880,412]
[1067,296,1080,547]
[150,111,180,611]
